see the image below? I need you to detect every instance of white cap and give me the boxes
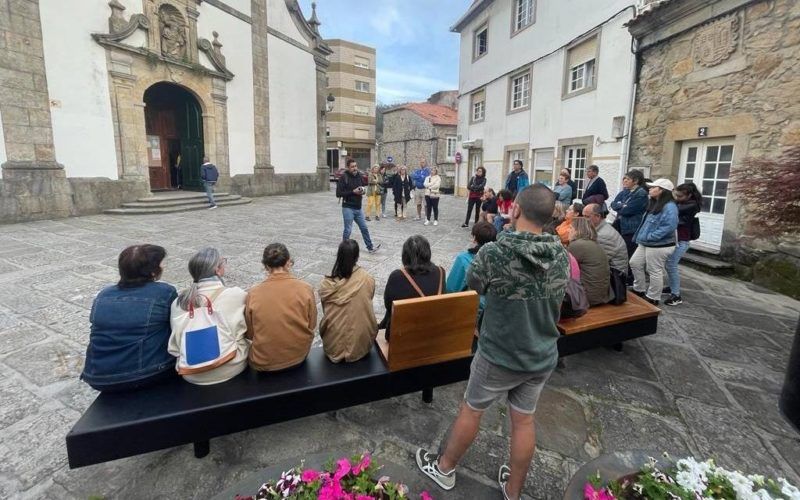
[646,178,674,191]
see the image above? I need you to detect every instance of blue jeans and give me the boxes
[665,240,690,296]
[342,206,374,250]
[204,181,216,206]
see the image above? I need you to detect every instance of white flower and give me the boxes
[676,457,712,495]
[779,478,800,500]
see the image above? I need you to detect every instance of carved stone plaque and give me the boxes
[693,14,739,67]
[159,5,187,60]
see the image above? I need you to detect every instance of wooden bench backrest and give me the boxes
[376,291,479,372]
[557,292,661,335]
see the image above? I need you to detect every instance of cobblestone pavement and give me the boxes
[0,190,798,499]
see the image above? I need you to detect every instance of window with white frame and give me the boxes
[355,80,370,92]
[446,136,457,160]
[565,35,598,95]
[354,56,369,69]
[565,146,588,197]
[354,104,369,116]
[471,89,485,122]
[474,24,488,59]
[533,148,554,184]
[514,0,535,32]
[509,71,531,111]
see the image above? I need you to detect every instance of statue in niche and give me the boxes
[159,5,187,60]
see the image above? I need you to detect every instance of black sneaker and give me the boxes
[662,287,672,294]
[645,297,660,306]
[368,244,381,254]
[664,294,683,306]
[416,448,455,490]
[461,223,469,228]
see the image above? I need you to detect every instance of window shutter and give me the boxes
[568,36,597,68]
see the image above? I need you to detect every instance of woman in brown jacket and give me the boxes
[246,243,317,371]
[318,240,377,362]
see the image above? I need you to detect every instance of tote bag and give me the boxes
[178,290,237,375]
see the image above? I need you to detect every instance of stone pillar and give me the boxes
[210,78,230,190]
[251,0,271,171]
[107,51,147,180]
[315,55,330,191]
[0,0,73,223]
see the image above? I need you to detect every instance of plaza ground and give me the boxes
[0,191,798,499]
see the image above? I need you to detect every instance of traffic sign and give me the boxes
[455,151,462,164]
[387,156,394,163]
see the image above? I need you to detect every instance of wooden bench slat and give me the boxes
[557,293,661,335]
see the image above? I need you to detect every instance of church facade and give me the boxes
[0,0,332,223]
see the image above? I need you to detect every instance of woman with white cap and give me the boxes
[629,178,678,306]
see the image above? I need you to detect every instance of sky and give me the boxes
[298,0,472,104]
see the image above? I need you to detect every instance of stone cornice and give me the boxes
[96,40,234,81]
[203,0,252,23]
[92,13,150,43]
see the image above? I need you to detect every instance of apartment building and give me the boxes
[450,0,637,199]
[325,39,377,172]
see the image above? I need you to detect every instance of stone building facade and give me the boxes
[0,0,332,224]
[379,103,458,191]
[627,0,800,295]
[324,39,376,172]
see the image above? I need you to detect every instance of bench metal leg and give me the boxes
[194,440,210,458]
[422,387,433,404]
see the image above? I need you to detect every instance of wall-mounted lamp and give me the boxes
[322,93,335,117]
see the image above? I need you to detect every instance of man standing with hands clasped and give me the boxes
[416,184,569,500]
[336,159,381,253]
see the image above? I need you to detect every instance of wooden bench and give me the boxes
[65,291,480,469]
[556,292,661,356]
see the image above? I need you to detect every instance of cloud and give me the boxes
[376,86,427,104]
[377,68,457,92]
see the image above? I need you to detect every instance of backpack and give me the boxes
[690,217,701,240]
[561,278,589,318]
[177,290,237,375]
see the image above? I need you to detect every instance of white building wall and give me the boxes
[267,35,318,173]
[197,5,256,176]
[267,0,307,43]
[220,0,251,16]
[455,0,635,198]
[0,109,6,164]
[39,0,119,179]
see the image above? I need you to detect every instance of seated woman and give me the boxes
[490,189,514,232]
[553,173,573,207]
[557,202,583,245]
[246,243,317,371]
[543,203,566,236]
[380,235,446,340]
[446,221,497,294]
[81,244,177,392]
[479,188,498,222]
[168,247,249,385]
[568,217,612,306]
[318,240,377,363]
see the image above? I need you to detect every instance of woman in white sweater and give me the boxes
[169,247,249,385]
[423,166,442,226]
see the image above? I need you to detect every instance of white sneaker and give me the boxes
[424,220,430,226]
[433,220,438,226]
[414,216,421,221]
[416,448,455,491]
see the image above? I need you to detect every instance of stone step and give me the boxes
[682,249,734,275]
[104,197,251,215]
[133,191,232,202]
[121,194,241,209]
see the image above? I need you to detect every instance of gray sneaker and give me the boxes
[367,243,381,254]
[415,448,455,491]
[498,464,513,499]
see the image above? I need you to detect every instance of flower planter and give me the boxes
[780,316,800,434]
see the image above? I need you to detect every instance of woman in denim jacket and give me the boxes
[81,245,177,392]
[610,169,649,258]
[630,179,679,305]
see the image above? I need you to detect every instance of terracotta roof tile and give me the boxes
[397,103,458,126]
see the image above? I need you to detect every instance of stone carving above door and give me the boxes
[94,0,150,44]
[693,14,739,67]
[158,4,187,60]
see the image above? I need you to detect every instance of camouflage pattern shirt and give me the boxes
[467,230,569,373]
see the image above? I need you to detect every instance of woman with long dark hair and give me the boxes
[663,182,703,306]
[169,247,249,384]
[81,244,177,392]
[393,165,413,220]
[379,235,446,339]
[630,179,679,305]
[318,240,377,362]
[462,166,487,227]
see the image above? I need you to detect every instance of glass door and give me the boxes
[678,140,734,253]
[565,146,587,198]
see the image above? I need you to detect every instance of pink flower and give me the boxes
[301,468,321,483]
[356,496,373,500]
[334,457,352,481]
[583,483,616,500]
[318,479,346,500]
[353,453,372,474]
[420,491,434,500]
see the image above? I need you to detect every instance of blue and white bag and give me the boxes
[177,290,237,375]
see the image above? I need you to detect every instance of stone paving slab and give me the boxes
[0,191,798,499]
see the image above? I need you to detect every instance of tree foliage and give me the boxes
[729,145,800,237]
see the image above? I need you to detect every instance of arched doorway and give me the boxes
[143,82,204,191]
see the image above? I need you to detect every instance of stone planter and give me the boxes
[780,316,800,434]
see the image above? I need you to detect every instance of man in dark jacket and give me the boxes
[504,160,530,197]
[200,156,219,209]
[581,164,609,207]
[336,159,380,253]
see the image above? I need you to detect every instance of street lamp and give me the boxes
[322,93,335,117]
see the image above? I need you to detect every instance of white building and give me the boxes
[451,0,637,199]
[0,0,332,223]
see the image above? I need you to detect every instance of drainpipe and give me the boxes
[620,19,640,190]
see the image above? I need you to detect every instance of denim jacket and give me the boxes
[81,281,178,391]
[634,202,679,247]
[610,187,648,235]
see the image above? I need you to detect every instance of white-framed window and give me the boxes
[514,0,535,32]
[565,35,598,96]
[533,148,554,184]
[446,136,457,160]
[354,56,369,69]
[509,72,531,110]
[354,128,369,139]
[506,149,526,180]
[355,80,370,92]
[354,104,369,116]
[474,24,488,60]
[565,146,588,197]
[471,89,485,122]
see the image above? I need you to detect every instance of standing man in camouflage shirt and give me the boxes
[416,184,569,500]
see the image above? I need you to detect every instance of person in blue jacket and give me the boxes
[630,178,679,306]
[446,221,497,298]
[610,170,649,257]
[411,159,431,221]
[200,156,219,209]
[504,160,530,197]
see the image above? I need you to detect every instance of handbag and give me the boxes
[690,217,701,240]
[178,289,236,375]
[609,268,628,305]
[561,277,589,318]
